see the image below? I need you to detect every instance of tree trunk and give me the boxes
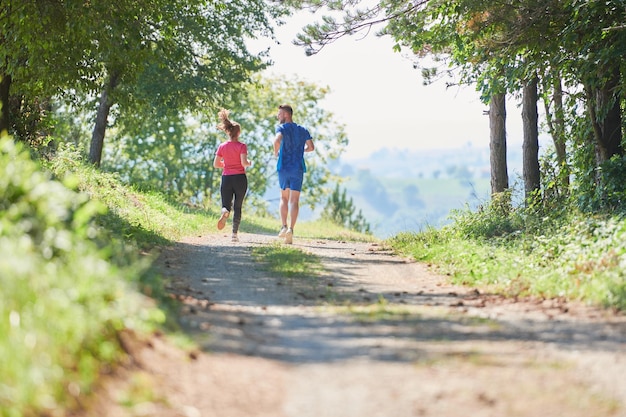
[522,76,540,201]
[596,66,623,162]
[551,76,569,188]
[0,73,11,136]
[585,66,623,167]
[543,75,569,188]
[489,93,508,195]
[89,72,120,167]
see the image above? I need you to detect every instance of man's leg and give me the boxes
[278,188,290,236]
[288,190,301,229]
[282,190,300,244]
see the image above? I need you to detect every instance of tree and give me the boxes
[82,0,286,167]
[541,72,569,194]
[522,75,540,201]
[322,184,371,234]
[288,0,522,196]
[0,1,82,139]
[285,0,626,211]
[0,0,288,166]
[99,73,349,211]
[489,93,508,194]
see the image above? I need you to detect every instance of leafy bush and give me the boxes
[449,190,524,239]
[0,137,163,416]
[596,155,626,212]
[389,192,626,311]
[572,153,626,214]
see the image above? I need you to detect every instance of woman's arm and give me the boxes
[213,154,224,168]
[240,153,252,168]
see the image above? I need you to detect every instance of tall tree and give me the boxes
[0,0,288,165]
[489,93,508,194]
[81,0,286,167]
[541,73,569,192]
[522,75,540,200]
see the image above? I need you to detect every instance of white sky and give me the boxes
[255,12,526,161]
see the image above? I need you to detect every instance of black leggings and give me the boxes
[220,174,248,233]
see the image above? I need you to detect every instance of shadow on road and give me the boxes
[158,235,626,365]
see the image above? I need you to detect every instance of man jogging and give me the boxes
[273,104,315,244]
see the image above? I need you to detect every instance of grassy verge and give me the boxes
[0,139,167,416]
[387,203,626,311]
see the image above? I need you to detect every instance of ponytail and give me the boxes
[217,108,241,140]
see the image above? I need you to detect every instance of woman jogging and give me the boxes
[213,109,252,242]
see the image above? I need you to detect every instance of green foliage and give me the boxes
[101,73,349,214]
[596,156,626,212]
[0,137,164,416]
[449,190,522,239]
[389,199,626,311]
[322,184,371,234]
[574,155,626,214]
[3,0,290,163]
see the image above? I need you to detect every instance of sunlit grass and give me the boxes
[251,243,324,279]
[388,211,626,311]
[1,139,166,416]
[241,215,377,243]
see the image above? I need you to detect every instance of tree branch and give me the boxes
[294,0,428,55]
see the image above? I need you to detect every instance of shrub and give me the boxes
[0,137,162,416]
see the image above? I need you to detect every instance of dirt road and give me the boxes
[111,231,626,417]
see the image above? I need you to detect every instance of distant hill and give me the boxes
[334,144,527,238]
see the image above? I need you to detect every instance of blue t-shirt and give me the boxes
[276,122,311,172]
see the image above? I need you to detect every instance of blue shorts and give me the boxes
[278,170,304,192]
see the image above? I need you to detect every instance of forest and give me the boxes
[3,1,626,227]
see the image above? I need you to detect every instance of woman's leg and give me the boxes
[221,176,235,211]
[231,174,248,234]
[217,176,234,230]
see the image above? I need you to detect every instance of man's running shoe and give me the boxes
[217,208,229,230]
[284,228,293,244]
[231,233,239,242]
[278,225,288,238]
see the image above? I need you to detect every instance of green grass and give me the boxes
[0,139,166,416]
[250,243,335,301]
[251,243,325,279]
[387,208,626,311]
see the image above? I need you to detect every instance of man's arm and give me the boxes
[304,139,315,152]
[273,132,282,157]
